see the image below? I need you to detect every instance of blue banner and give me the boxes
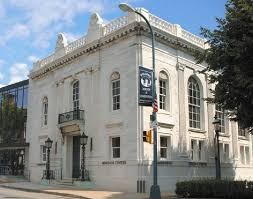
[139,66,153,106]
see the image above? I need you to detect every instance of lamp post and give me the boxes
[45,137,53,180]
[119,3,161,199]
[80,132,88,181]
[213,115,221,180]
[20,149,24,175]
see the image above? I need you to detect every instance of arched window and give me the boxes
[42,97,48,126]
[73,81,79,111]
[188,77,201,129]
[159,71,169,111]
[215,105,225,133]
[111,72,120,111]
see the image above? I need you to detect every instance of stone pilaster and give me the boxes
[231,121,239,160]
[177,63,187,156]
[206,75,215,161]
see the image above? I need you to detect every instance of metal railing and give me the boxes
[0,166,11,175]
[53,169,63,180]
[58,110,84,124]
[42,170,54,180]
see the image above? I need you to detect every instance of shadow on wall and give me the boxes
[138,141,236,193]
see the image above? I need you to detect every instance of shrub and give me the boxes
[175,179,253,198]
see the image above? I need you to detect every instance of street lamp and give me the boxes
[45,137,53,180]
[80,132,89,181]
[212,115,221,180]
[119,3,161,199]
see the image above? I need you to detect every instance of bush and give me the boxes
[175,179,253,198]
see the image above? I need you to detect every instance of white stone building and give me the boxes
[26,9,253,192]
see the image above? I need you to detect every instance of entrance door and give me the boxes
[72,136,80,178]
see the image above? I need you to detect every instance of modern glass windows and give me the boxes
[188,77,201,129]
[240,145,250,165]
[0,80,28,146]
[73,81,79,111]
[40,145,47,163]
[159,71,169,111]
[215,105,225,133]
[111,72,120,111]
[42,97,48,126]
[191,139,205,161]
[111,137,120,159]
[160,136,171,160]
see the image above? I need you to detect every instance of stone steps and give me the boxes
[54,178,74,186]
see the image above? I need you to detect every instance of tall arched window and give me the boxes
[159,71,169,111]
[215,105,225,133]
[111,72,120,111]
[73,81,79,111]
[188,77,201,129]
[42,97,48,126]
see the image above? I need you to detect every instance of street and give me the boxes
[0,187,77,199]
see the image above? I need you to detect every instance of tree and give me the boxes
[196,0,253,130]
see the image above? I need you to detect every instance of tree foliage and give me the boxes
[196,0,253,129]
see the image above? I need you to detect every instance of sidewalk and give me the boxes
[0,181,174,199]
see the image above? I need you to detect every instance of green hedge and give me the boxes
[175,179,253,198]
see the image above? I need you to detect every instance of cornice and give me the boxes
[30,21,205,80]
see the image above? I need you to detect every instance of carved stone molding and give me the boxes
[176,62,185,71]
[158,122,174,129]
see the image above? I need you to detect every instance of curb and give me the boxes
[0,185,91,199]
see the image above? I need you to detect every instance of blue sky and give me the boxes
[0,0,226,88]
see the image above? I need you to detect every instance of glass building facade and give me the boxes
[0,79,29,175]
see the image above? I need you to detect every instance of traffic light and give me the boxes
[143,130,152,144]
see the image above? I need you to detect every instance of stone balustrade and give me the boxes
[149,13,176,36]
[33,9,206,70]
[103,15,129,36]
[65,35,87,53]
[181,29,206,48]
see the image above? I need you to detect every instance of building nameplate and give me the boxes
[102,160,126,165]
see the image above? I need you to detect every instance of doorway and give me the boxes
[72,136,80,178]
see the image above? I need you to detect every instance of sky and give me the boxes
[0,0,227,88]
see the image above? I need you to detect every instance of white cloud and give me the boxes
[0,84,5,88]
[4,0,105,48]
[28,55,39,62]
[0,2,5,18]
[9,63,29,84]
[0,23,30,46]
[0,59,5,67]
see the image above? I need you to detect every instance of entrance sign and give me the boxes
[139,66,153,106]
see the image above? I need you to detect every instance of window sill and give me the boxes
[219,133,230,138]
[111,109,121,114]
[238,136,249,140]
[189,128,206,134]
[158,110,170,115]
[41,126,48,130]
